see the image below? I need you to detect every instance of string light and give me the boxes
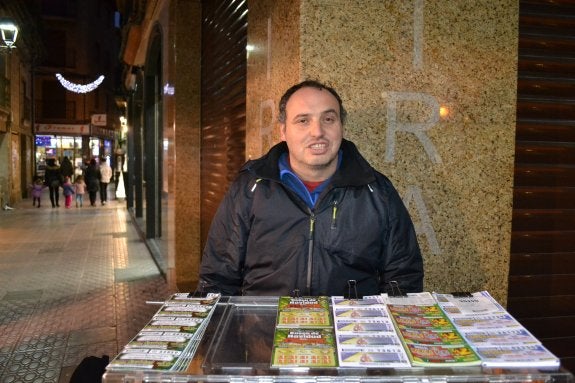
[55,73,105,93]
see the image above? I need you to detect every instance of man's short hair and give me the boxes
[278,80,347,124]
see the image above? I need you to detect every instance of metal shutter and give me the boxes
[200,0,248,249]
[508,0,575,371]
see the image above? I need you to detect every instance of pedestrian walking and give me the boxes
[44,158,62,208]
[62,176,75,209]
[60,156,74,181]
[84,158,101,207]
[74,175,86,207]
[99,157,113,205]
[30,176,46,208]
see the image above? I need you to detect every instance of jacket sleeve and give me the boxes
[378,179,424,294]
[199,174,253,295]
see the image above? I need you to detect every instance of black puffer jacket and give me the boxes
[44,164,62,187]
[199,139,423,297]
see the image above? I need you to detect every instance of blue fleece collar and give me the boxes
[278,151,342,208]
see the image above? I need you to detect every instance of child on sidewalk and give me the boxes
[30,176,46,208]
[74,175,86,207]
[62,176,75,209]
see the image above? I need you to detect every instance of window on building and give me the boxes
[21,79,31,124]
[95,88,100,109]
[0,55,8,108]
[93,42,101,71]
[114,11,121,29]
[41,0,77,17]
[42,79,67,119]
[43,29,67,67]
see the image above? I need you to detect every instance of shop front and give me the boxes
[34,123,115,179]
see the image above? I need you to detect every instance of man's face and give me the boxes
[280,86,343,181]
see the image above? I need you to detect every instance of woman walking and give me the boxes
[84,159,101,207]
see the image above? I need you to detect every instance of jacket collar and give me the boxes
[243,139,376,187]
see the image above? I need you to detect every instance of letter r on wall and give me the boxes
[384,91,442,164]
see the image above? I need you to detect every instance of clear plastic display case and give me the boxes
[103,296,574,383]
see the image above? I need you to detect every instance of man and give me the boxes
[199,80,423,297]
[84,158,101,207]
[44,158,62,208]
[60,156,74,181]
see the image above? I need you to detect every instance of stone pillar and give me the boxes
[171,0,202,291]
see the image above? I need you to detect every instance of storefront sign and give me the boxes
[91,114,107,126]
[91,125,116,139]
[35,124,90,135]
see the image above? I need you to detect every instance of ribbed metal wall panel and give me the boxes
[200,0,247,249]
[508,0,575,372]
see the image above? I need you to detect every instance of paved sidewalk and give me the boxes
[0,191,173,382]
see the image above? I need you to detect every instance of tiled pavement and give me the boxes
[0,190,174,382]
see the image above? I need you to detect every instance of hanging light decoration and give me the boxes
[55,73,105,93]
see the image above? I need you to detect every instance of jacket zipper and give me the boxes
[306,212,315,295]
[331,200,338,229]
[250,178,262,192]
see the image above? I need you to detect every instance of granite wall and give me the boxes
[172,0,202,290]
[246,0,518,304]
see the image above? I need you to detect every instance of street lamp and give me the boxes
[0,17,18,210]
[0,18,19,49]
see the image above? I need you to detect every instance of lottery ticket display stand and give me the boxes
[103,296,574,383]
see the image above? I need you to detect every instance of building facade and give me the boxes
[33,0,122,178]
[0,1,41,208]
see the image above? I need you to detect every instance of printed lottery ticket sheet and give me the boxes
[107,293,221,371]
[331,296,411,368]
[433,291,560,369]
